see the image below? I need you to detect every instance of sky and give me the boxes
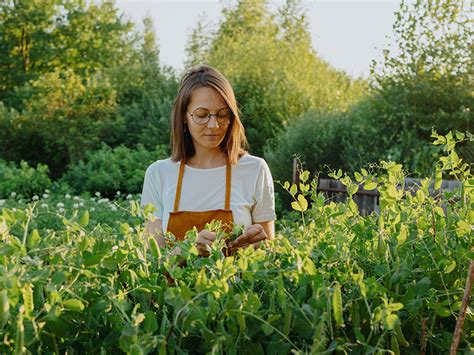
[115,0,402,79]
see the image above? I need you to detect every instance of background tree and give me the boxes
[109,16,178,150]
[343,0,473,174]
[0,0,134,109]
[186,0,366,156]
[0,1,177,178]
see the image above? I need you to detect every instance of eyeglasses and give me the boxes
[187,107,232,125]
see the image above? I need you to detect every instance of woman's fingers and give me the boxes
[196,230,216,256]
[229,224,267,250]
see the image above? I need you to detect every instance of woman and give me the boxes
[141,65,275,257]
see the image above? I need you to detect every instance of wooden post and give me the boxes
[450,260,474,354]
[292,157,298,185]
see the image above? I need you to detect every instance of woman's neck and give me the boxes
[186,150,227,169]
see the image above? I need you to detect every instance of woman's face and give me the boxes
[185,86,230,153]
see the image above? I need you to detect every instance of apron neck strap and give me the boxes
[173,158,232,212]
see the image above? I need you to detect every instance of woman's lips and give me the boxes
[204,134,220,140]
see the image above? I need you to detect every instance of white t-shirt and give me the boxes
[140,154,276,233]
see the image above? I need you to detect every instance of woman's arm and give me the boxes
[255,220,274,239]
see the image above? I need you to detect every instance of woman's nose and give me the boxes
[207,115,219,128]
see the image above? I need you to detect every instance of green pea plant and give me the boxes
[0,131,472,354]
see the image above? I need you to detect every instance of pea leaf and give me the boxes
[444,260,456,274]
[79,210,89,227]
[384,314,399,330]
[303,258,316,276]
[63,299,85,312]
[434,169,442,190]
[289,184,297,197]
[364,181,377,190]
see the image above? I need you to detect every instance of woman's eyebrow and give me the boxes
[192,106,229,111]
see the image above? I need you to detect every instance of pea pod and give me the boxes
[377,233,386,258]
[149,237,161,260]
[159,340,166,355]
[391,335,400,355]
[0,290,10,328]
[394,321,409,347]
[15,313,24,354]
[22,284,34,320]
[237,313,246,332]
[283,308,292,336]
[332,283,344,327]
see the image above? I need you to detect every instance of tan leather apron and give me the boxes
[166,159,234,256]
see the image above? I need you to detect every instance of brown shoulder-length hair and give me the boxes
[170,65,248,165]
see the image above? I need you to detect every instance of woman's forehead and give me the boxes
[188,86,227,108]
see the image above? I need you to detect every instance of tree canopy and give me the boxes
[186,0,366,155]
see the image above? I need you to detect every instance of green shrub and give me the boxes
[0,160,52,198]
[264,110,348,210]
[265,110,347,183]
[61,144,168,197]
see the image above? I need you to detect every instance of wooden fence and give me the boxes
[315,178,462,215]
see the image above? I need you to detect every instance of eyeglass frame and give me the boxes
[186,107,233,125]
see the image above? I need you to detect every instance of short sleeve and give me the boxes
[251,160,276,222]
[140,164,163,219]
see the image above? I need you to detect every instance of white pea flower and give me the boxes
[90,207,95,212]
[45,189,50,193]
[116,191,121,196]
[73,203,79,209]
[79,202,84,207]
[11,192,16,198]
[90,197,95,201]
[99,198,109,204]
[0,200,5,206]
[41,203,48,208]
[110,205,117,211]
[126,194,132,200]
[95,192,101,197]
[73,196,80,200]
[56,202,64,208]
[32,195,39,201]
[43,193,49,199]
[65,194,71,199]
[111,245,119,252]
[58,207,65,213]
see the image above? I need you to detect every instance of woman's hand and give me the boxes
[196,230,217,256]
[228,224,268,252]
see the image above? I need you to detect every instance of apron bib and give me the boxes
[166,159,234,256]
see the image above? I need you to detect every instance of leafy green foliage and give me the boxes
[186,0,366,156]
[0,160,51,199]
[0,2,177,179]
[61,144,168,197]
[14,69,117,177]
[365,0,473,173]
[265,110,347,183]
[0,132,471,353]
[108,16,178,150]
[0,0,134,107]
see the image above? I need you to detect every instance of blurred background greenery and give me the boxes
[0,0,471,208]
